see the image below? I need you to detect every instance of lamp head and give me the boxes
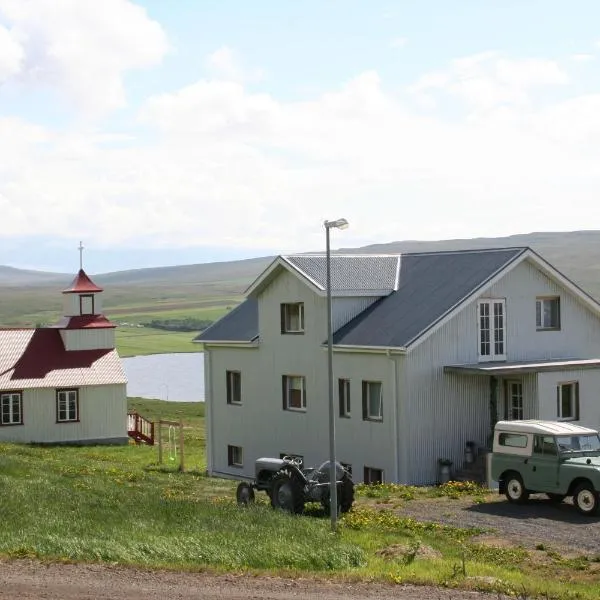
[324,218,349,230]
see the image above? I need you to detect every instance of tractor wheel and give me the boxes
[236,482,255,506]
[321,477,355,515]
[270,472,304,514]
[339,476,355,513]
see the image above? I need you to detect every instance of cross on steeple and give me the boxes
[78,241,84,270]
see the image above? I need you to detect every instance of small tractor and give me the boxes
[236,456,355,514]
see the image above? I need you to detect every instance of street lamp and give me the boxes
[324,217,349,532]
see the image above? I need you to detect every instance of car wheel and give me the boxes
[270,472,304,514]
[505,472,529,504]
[236,482,255,506]
[573,482,599,516]
[546,493,566,504]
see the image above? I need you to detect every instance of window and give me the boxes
[477,299,506,361]
[533,435,558,456]
[536,297,560,330]
[557,381,579,421]
[338,378,351,417]
[363,466,384,484]
[227,445,243,467]
[80,294,94,315]
[498,433,528,448]
[280,303,304,333]
[505,381,523,420]
[1,392,22,425]
[226,371,242,404]
[56,389,79,422]
[362,381,382,421]
[282,375,306,411]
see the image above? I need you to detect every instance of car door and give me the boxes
[525,435,560,492]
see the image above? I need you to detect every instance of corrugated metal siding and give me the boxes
[332,297,379,332]
[61,329,116,351]
[0,383,127,443]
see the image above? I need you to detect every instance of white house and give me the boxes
[196,247,600,485]
[0,269,128,444]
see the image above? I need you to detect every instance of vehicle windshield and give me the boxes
[556,434,600,454]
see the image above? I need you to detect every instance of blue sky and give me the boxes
[1,1,600,273]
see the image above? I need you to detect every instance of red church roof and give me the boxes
[53,315,116,329]
[62,269,103,294]
[0,328,126,390]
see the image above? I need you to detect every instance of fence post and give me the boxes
[158,419,163,464]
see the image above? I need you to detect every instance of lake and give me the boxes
[122,353,204,402]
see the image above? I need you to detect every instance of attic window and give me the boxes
[281,303,304,334]
[536,297,560,330]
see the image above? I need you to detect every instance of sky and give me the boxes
[2,1,600,273]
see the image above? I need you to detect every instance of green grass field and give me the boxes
[115,327,201,357]
[0,399,597,599]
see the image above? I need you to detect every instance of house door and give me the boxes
[504,381,524,420]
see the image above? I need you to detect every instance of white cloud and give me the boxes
[0,23,23,80]
[205,46,266,83]
[3,51,600,255]
[410,52,568,113]
[390,37,408,49]
[571,53,594,62]
[0,0,168,116]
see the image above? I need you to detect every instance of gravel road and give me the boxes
[0,560,514,600]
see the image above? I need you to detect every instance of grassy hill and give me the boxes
[2,231,600,333]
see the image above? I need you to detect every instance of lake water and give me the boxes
[122,353,204,402]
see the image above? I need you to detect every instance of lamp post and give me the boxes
[324,217,349,532]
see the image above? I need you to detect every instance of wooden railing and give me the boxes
[127,411,155,445]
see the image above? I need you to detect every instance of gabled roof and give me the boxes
[334,248,526,348]
[196,246,600,350]
[246,254,401,297]
[0,328,126,390]
[62,269,103,294]
[194,298,258,343]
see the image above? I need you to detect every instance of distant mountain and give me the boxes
[2,230,600,298]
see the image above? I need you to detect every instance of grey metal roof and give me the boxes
[283,254,400,295]
[333,248,526,348]
[196,247,527,348]
[194,298,258,343]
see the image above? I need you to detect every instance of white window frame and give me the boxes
[282,375,307,411]
[281,303,305,334]
[57,389,79,422]
[536,296,560,330]
[79,294,95,316]
[338,378,351,417]
[226,370,242,405]
[227,445,243,467]
[362,380,383,422]
[477,299,506,362]
[1,392,22,425]
[557,381,579,421]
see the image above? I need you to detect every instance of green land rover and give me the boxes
[490,420,600,516]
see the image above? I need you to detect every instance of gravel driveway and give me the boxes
[396,492,600,554]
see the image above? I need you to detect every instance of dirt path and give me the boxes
[0,559,509,600]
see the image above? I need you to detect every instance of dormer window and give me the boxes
[477,299,506,361]
[80,294,95,315]
[281,303,304,334]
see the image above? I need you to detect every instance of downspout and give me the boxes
[387,350,399,482]
[204,349,214,475]
[488,375,498,449]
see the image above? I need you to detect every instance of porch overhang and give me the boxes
[444,358,600,376]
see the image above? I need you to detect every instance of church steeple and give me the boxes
[52,242,116,351]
